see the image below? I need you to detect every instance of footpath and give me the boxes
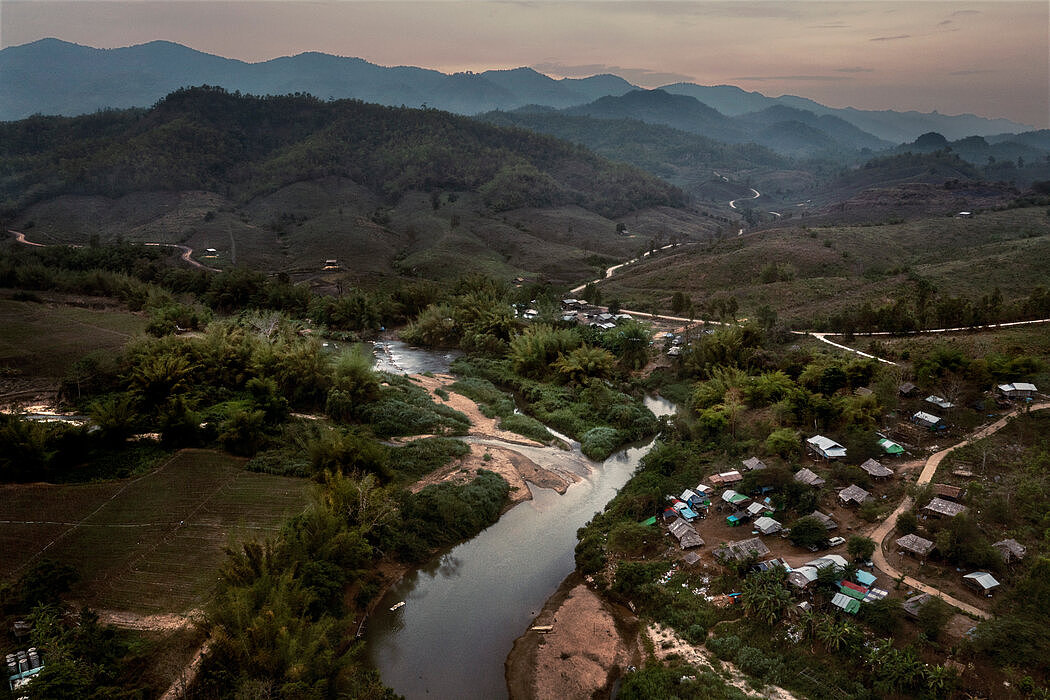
[869,402,1050,620]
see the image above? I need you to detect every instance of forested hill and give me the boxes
[0,86,684,218]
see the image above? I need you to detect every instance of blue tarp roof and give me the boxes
[855,570,877,586]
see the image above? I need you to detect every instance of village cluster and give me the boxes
[635,378,1040,621]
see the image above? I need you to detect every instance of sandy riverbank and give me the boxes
[506,573,643,700]
[405,372,577,507]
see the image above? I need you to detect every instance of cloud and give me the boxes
[950,69,995,76]
[531,62,694,86]
[733,75,854,83]
[809,22,849,29]
[835,67,874,74]
[952,9,981,16]
[870,34,911,42]
[938,19,953,26]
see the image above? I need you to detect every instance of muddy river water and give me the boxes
[366,342,674,699]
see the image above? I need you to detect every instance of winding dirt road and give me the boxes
[869,402,1050,619]
[728,187,760,209]
[8,229,221,272]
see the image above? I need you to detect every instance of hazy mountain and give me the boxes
[0,39,636,120]
[1,86,709,284]
[986,130,1050,151]
[658,83,779,116]
[561,89,746,143]
[478,109,788,189]
[772,95,1031,143]
[897,131,1050,169]
[659,84,1032,143]
[556,89,889,159]
[738,105,892,152]
[1,38,1032,145]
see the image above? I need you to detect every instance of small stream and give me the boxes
[368,341,675,699]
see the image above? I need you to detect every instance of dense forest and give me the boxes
[0,86,685,219]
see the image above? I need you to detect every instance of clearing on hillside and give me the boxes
[0,449,310,613]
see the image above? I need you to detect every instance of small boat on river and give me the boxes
[389,601,405,612]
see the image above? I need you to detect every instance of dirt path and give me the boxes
[869,402,1050,619]
[159,641,210,700]
[94,609,197,632]
[8,229,220,272]
[406,373,576,505]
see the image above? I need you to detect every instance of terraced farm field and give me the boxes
[0,449,310,613]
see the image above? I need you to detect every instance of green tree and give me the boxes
[917,596,952,641]
[788,515,828,549]
[552,345,616,384]
[604,319,651,371]
[847,535,876,562]
[671,291,688,313]
[895,509,918,534]
[741,567,792,626]
[218,408,268,457]
[765,428,800,459]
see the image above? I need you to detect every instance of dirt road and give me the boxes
[869,402,1050,619]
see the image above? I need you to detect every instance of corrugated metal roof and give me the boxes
[963,571,999,589]
[896,533,935,556]
[924,497,967,517]
[912,411,942,425]
[754,516,782,534]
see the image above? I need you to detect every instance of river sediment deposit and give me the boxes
[368,340,671,699]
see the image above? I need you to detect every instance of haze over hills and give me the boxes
[0,86,712,284]
[558,90,893,158]
[0,38,1035,146]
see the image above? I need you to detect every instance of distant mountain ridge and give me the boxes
[0,38,1035,144]
[556,89,892,158]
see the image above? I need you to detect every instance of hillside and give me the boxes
[0,87,716,285]
[593,206,1050,328]
[1,39,1033,145]
[477,110,789,195]
[0,39,638,120]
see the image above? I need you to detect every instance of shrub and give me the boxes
[581,426,622,460]
[498,413,552,443]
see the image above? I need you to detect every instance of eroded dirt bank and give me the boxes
[506,573,643,700]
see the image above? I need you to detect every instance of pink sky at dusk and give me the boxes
[2,0,1047,128]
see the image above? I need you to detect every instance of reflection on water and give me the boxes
[373,340,462,375]
[366,342,675,699]
[643,393,676,418]
[366,441,655,700]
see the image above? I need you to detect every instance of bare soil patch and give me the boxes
[403,373,576,507]
[412,372,545,445]
[646,624,801,700]
[506,575,642,700]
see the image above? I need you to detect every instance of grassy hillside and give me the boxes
[1,87,717,285]
[596,206,1050,327]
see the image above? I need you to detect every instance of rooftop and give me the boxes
[794,467,826,487]
[896,533,936,556]
[859,458,893,478]
[992,538,1027,563]
[924,497,968,518]
[717,537,771,562]
[742,457,767,471]
[809,510,837,530]
[838,484,871,505]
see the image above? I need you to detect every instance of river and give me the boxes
[367,341,674,699]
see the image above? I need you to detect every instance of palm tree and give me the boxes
[816,616,850,653]
[924,664,958,699]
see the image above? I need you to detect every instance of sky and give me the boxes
[2,0,1047,128]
